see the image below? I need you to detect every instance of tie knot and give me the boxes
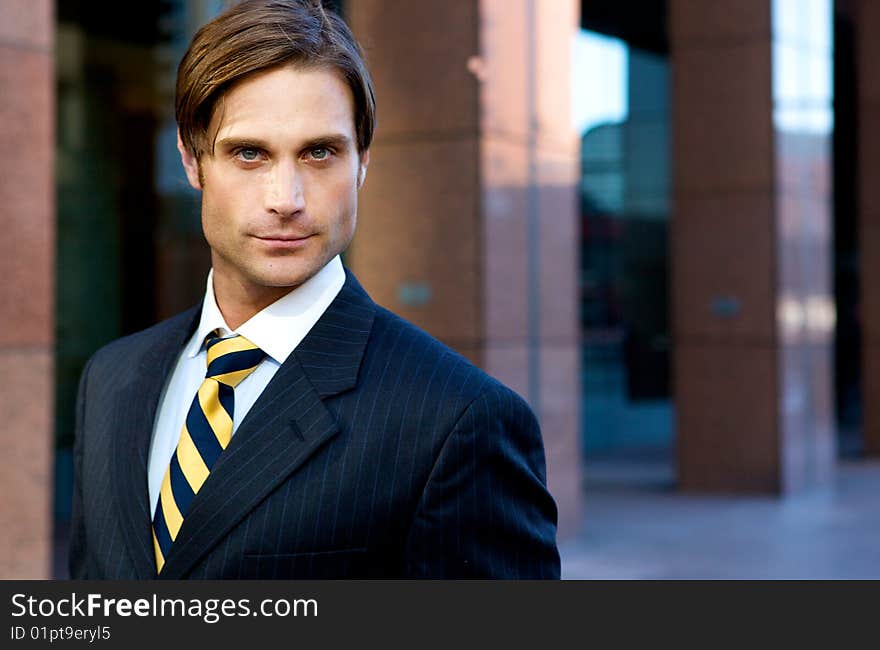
[203,331,266,387]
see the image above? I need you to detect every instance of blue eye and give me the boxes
[238,148,260,161]
[310,147,329,160]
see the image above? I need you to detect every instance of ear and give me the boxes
[358,149,370,189]
[177,129,203,190]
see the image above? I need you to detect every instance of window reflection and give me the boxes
[772,0,833,135]
[575,29,672,455]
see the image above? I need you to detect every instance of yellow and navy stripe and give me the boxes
[152,331,265,573]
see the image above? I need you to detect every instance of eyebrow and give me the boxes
[215,133,353,152]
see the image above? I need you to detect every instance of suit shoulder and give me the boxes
[368,305,531,413]
[87,306,199,369]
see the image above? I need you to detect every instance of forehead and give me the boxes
[210,64,356,144]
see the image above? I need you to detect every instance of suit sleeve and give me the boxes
[404,386,561,578]
[68,356,93,579]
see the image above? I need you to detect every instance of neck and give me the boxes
[212,274,295,330]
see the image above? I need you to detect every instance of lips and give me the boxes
[253,234,312,241]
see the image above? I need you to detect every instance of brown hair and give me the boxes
[176,0,375,159]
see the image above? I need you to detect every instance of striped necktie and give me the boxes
[152,331,266,574]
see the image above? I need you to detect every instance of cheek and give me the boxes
[200,191,224,240]
[330,185,358,238]
[304,170,358,224]
[201,175,252,233]
[326,170,359,213]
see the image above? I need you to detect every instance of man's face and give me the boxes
[179,64,367,302]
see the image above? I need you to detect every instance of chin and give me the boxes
[254,266,318,289]
[244,248,335,288]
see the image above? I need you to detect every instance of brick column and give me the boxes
[347,0,583,535]
[857,0,880,454]
[670,0,834,493]
[0,0,55,577]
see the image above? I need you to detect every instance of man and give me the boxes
[69,0,559,579]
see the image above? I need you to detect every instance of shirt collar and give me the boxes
[186,255,346,364]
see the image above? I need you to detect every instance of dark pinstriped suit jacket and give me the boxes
[69,269,560,579]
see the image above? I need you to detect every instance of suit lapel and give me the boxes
[158,270,376,578]
[111,307,200,579]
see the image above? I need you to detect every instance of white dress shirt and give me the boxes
[147,255,346,515]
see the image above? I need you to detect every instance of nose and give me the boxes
[265,160,305,217]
